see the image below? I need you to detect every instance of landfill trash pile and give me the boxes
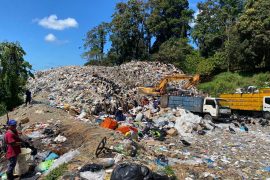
[27,61,199,117]
[1,61,270,179]
[1,90,270,179]
[89,104,270,179]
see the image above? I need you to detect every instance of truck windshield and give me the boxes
[265,98,270,105]
[217,99,230,108]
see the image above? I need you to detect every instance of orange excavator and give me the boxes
[138,74,200,96]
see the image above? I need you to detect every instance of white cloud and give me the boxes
[45,33,56,42]
[44,33,69,44]
[38,15,78,30]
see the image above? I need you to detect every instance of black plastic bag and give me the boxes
[111,163,153,180]
[79,163,103,172]
[43,128,54,136]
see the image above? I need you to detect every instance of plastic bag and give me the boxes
[37,160,54,172]
[79,164,103,172]
[80,170,105,180]
[110,163,153,180]
[45,149,80,175]
[45,152,59,161]
[15,148,32,175]
[100,117,118,129]
[175,111,202,137]
[155,155,168,167]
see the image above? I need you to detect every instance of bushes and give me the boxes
[198,72,270,96]
[183,51,225,76]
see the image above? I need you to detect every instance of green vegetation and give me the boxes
[82,0,270,95]
[163,166,176,177]
[0,42,33,114]
[198,72,270,96]
[83,0,193,67]
[0,104,7,117]
[82,0,270,92]
[45,164,68,180]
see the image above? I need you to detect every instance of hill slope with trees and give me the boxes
[82,0,270,95]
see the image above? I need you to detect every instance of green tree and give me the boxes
[110,0,149,64]
[184,50,224,75]
[147,0,193,52]
[192,0,244,58]
[220,26,245,71]
[83,22,109,62]
[151,38,193,67]
[0,42,33,111]
[236,0,270,69]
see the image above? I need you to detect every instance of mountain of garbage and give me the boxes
[28,61,197,116]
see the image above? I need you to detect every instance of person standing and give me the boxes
[5,120,22,180]
[115,107,125,121]
[25,90,32,106]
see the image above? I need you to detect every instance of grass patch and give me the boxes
[163,166,176,177]
[198,72,270,96]
[45,164,68,180]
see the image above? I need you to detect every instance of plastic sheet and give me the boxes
[174,110,202,137]
[45,149,80,175]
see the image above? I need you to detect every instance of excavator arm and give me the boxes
[138,74,200,96]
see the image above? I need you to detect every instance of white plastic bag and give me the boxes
[15,148,32,175]
[80,170,105,180]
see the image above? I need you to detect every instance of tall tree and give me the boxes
[0,42,33,110]
[110,0,148,64]
[83,22,109,62]
[236,0,270,69]
[152,38,193,67]
[146,0,193,52]
[192,0,244,58]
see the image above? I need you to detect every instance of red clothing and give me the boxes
[5,130,21,159]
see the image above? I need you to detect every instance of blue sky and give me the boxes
[0,0,200,71]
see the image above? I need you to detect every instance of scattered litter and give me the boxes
[54,135,67,143]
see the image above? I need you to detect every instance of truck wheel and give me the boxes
[263,112,270,119]
[204,114,213,122]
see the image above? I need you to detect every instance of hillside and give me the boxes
[199,72,270,96]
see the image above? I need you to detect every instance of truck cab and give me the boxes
[203,98,231,121]
[263,96,270,119]
[160,95,231,121]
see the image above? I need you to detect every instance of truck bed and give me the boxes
[160,95,203,113]
[220,88,270,111]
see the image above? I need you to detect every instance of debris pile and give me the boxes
[28,61,198,116]
[0,61,269,179]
